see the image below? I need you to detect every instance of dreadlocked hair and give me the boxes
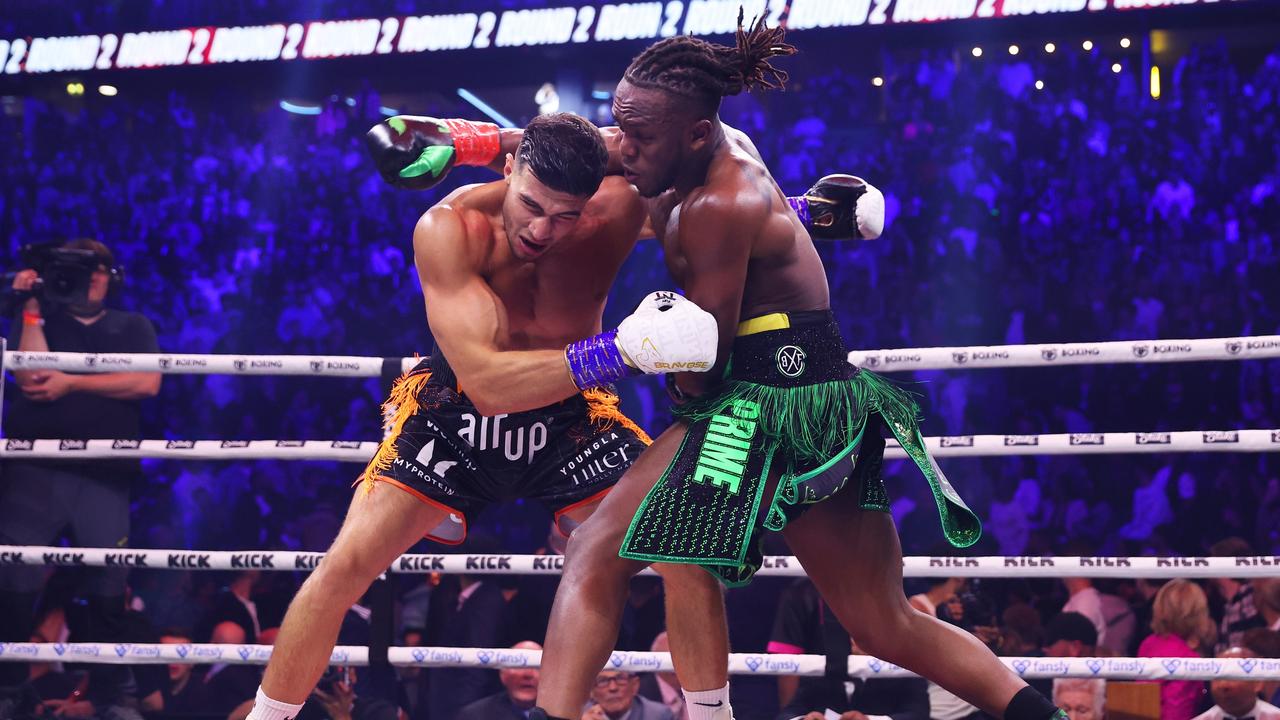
[623,8,796,115]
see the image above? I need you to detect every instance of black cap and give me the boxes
[1044,612,1097,647]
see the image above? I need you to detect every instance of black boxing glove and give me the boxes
[365,116,501,190]
[788,174,886,240]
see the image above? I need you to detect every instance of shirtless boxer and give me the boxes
[245,112,724,720]
[339,93,888,720]
[471,17,1063,720]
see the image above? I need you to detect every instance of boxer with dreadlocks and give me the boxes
[519,14,1065,720]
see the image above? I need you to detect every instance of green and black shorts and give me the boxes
[619,310,981,586]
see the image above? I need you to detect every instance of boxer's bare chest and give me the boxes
[483,260,605,349]
[648,191,690,286]
[482,234,625,350]
[643,173,832,318]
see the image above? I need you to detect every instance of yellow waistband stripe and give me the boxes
[737,312,790,337]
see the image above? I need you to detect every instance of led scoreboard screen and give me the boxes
[0,0,1255,75]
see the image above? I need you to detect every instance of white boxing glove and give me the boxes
[855,179,885,240]
[616,292,718,374]
[563,292,718,390]
[790,174,886,240]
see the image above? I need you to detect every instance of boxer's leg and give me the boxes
[783,480,1061,719]
[252,484,449,718]
[537,421,733,718]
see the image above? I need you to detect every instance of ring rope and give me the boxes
[4,351,399,376]
[4,546,1279,579]
[847,334,1280,371]
[0,643,1273,680]
[5,333,1277,376]
[3,430,1277,461]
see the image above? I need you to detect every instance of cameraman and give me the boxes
[0,239,160,675]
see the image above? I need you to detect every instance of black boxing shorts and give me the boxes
[359,357,651,544]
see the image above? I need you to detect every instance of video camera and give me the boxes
[2,242,123,311]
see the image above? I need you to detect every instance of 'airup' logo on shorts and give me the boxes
[692,399,760,495]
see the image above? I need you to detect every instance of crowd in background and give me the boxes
[1,23,1279,720]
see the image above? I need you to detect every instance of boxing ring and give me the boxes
[2,334,1280,682]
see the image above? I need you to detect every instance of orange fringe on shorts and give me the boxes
[357,371,653,495]
[582,388,653,446]
[358,368,434,495]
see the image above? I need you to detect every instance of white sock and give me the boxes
[683,683,733,720]
[246,686,305,720]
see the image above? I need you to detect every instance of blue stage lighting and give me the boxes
[279,100,321,116]
[457,88,515,128]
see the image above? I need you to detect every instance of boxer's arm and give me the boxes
[667,189,767,399]
[561,124,878,241]
[492,125,881,240]
[491,129,522,174]
[414,206,581,415]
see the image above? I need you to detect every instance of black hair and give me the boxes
[1044,612,1098,647]
[515,112,608,197]
[623,9,796,116]
[64,237,115,268]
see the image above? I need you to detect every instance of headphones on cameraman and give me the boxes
[81,246,124,297]
[104,263,125,293]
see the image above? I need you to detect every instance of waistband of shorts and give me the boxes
[427,348,460,391]
[736,309,836,337]
[728,310,853,386]
[410,352,597,414]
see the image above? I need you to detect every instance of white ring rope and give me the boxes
[5,333,1278,376]
[0,643,1273,680]
[3,430,1277,461]
[5,351,399,376]
[848,335,1280,371]
[5,546,1280,579]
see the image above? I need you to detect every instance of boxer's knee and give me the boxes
[845,596,915,660]
[305,536,382,605]
[563,521,632,593]
[656,563,721,600]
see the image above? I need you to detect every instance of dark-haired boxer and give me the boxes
[246,112,723,720]
[350,103,890,720]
